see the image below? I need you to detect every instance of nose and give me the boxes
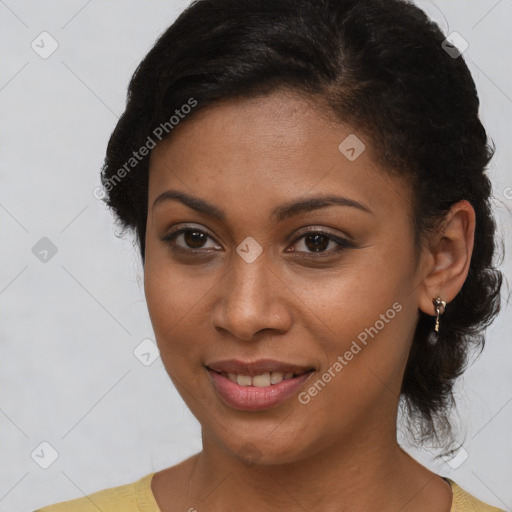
[210,253,293,341]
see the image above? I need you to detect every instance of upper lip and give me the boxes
[206,359,314,377]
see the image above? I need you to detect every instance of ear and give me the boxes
[418,200,476,316]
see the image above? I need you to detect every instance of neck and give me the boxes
[184,426,439,512]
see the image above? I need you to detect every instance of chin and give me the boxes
[210,426,320,467]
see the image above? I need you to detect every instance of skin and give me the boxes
[143,89,475,512]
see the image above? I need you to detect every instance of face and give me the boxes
[144,89,425,465]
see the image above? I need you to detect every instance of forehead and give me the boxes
[148,90,413,224]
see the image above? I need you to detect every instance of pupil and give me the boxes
[185,231,206,248]
[305,234,329,252]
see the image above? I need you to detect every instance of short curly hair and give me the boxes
[100,0,503,455]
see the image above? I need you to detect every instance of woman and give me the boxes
[35,0,506,510]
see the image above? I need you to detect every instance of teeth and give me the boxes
[236,374,252,386]
[270,371,284,384]
[252,373,271,387]
[224,371,305,387]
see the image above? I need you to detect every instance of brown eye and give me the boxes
[161,228,221,252]
[182,230,208,249]
[289,230,354,256]
[302,233,331,252]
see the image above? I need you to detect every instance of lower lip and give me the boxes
[208,369,314,411]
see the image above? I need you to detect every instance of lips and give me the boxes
[206,359,315,411]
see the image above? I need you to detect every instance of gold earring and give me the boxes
[433,297,446,333]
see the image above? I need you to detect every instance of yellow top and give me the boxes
[34,473,506,512]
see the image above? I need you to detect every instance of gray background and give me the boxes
[0,1,511,511]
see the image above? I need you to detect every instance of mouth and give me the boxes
[210,370,311,387]
[205,359,315,411]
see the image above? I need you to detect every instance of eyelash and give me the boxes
[160,226,354,258]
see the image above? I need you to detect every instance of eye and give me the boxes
[160,227,221,253]
[288,228,354,257]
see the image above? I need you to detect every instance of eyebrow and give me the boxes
[152,189,373,222]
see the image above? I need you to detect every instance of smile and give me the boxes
[220,371,307,387]
[206,359,315,411]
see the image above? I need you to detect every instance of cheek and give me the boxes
[144,251,187,347]
[145,237,195,321]
[292,281,415,438]
[291,242,418,387]
[143,248,220,371]
[296,270,411,377]
[290,242,415,337]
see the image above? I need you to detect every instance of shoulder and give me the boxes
[446,478,507,512]
[33,472,158,512]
